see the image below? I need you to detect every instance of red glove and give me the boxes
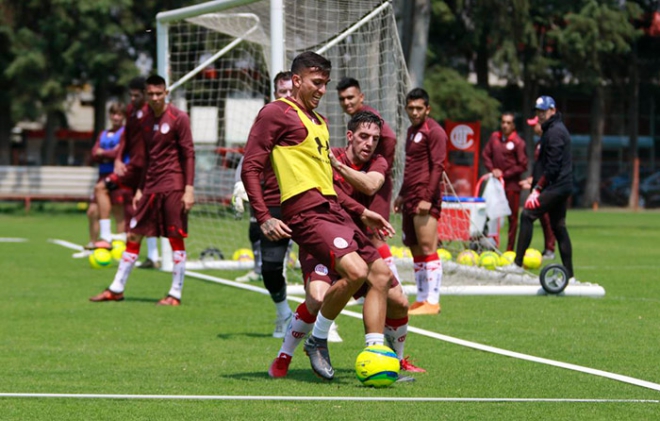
[525,189,541,209]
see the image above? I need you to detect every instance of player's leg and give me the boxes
[90,231,144,302]
[408,212,441,315]
[111,202,125,236]
[548,193,574,279]
[506,189,521,252]
[138,236,161,269]
[86,201,100,249]
[236,216,262,282]
[383,281,426,372]
[512,197,546,269]
[540,212,556,259]
[157,190,189,305]
[260,232,293,338]
[95,176,118,247]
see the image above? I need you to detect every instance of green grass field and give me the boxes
[1,205,659,420]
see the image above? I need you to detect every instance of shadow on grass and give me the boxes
[221,367,356,384]
[216,332,273,340]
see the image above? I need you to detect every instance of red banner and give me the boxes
[444,120,481,197]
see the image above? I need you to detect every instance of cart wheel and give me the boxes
[539,264,569,294]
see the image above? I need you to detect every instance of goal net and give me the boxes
[157,0,410,271]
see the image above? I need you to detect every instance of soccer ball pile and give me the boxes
[232,248,255,262]
[523,248,543,269]
[355,344,400,388]
[437,248,452,261]
[456,250,479,266]
[478,251,499,270]
[111,240,126,262]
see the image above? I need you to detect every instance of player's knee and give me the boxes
[305,293,324,315]
[386,285,409,318]
[262,260,284,274]
[127,232,142,243]
[367,260,391,291]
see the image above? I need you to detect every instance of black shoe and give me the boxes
[303,335,334,380]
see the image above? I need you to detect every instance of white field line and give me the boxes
[0,237,28,242]
[48,239,84,251]
[186,270,660,393]
[0,393,657,403]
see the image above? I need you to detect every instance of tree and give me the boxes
[550,0,642,207]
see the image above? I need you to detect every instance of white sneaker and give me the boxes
[273,312,293,338]
[236,270,262,283]
[328,322,343,343]
[498,263,525,274]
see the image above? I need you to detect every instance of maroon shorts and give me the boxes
[93,174,129,205]
[104,163,143,193]
[401,197,441,248]
[369,175,393,222]
[129,190,188,238]
[287,200,380,271]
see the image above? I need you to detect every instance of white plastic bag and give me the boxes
[482,175,511,220]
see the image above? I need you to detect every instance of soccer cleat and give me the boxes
[400,356,426,373]
[327,322,343,343]
[303,335,334,380]
[235,270,262,283]
[268,353,292,378]
[93,240,112,250]
[542,250,556,260]
[137,258,161,269]
[408,301,441,315]
[273,312,293,338]
[409,301,425,311]
[498,263,525,274]
[156,295,181,306]
[89,289,124,302]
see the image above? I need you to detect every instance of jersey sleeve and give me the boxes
[175,112,195,187]
[425,124,447,201]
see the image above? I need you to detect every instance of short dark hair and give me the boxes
[406,88,429,106]
[145,74,167,88]
[273,71,292,86]
[347,110,382,133]
[291,52,331,76]
[108,102,126,115]
[336,77,360,92]
[128,77,146,91]
[501,111,515,120]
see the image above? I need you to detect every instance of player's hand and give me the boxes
[329,149,340,170]
[525,189,541,210]
[492,169,503,178]
[260,218,292,241]
[360,209,395,239]
[416,200,431,215]
[519,177,532,190]
[182,185,195,213]
[114,160,126,177]
[231,181,248,218]
[133,189,143,210]
[393,196,404,213]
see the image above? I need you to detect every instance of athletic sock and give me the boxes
[108,241,140,293]
[384,316,409,359]
[275,299,292,319]
[378,244,401,283]
[280,302,315,357]
[99,219,112,242]
[413,255,428,303]
[311,311,334,340]
[146,237,159,262]
[425,253,442,305]
[167,250,186,299]
[365,332,385,347]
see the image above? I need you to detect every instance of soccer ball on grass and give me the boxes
[89,248,112,269]
[355,344,399,388]
[523,248,543,270]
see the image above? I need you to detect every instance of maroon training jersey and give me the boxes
[482,130,528,192]
[118,102,147,169]
[399,117,447,203]
[140,104,195,194]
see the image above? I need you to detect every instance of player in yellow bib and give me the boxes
[242,52,394,381]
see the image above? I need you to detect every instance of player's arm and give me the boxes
[91,133,105,163]
[336,188,394,238]
[424,126,447,201]
[331,155,384,196]
[175,113,196,212]
[536,129,566,190]
[114,129,127,176]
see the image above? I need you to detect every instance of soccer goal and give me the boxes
[156,0,411,270]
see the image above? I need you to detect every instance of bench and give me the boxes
[0,165,98,212]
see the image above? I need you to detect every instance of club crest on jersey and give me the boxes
[314,264,329,276]
[161,123,170,134]
[333,237,349,249]
[413,132,423,143]
[136,109,144,119]
[506,141,515,150]
[129,217,137,229]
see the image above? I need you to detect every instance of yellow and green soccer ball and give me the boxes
[456,250,479,266]
[499,251,516,266]
[479,251,500,270]
[523,248,543,270]
[232,248,255,262]
[355,344,400,388]
[111,240,126,262]
[437,248,452,262]
[89,248,113,269]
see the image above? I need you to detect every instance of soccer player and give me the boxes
[482,112,528,251]
[89,74,195,306]
[505,96,574,279]
[231,71,297,338]
[336,77,401,284]
[242,52,394,380]
[268,111,424,378]
[93,77,161,268]
[393,88,447,316]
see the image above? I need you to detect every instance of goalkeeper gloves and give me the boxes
[231,181,249,218]
[525,188,541,210]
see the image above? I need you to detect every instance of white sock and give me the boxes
[108,251,139,293]
[275,300,292,319]
[147,237,159,262]
[365,332,385,347]
[385,320,408,359]
[115,232,127,242]
[167,250,186,299]
[280,308,314,357]
[99,219,112,242]
[311,312,333,340]
[426,257,443,305]
[413,260,428,302]
[384,256,401,284]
